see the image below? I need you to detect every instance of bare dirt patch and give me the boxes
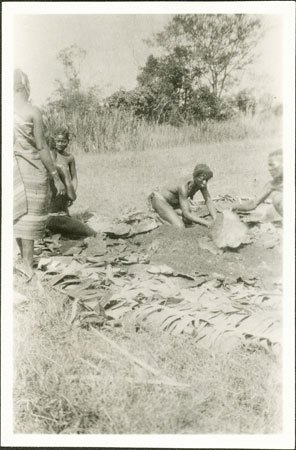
[131,223,282,290]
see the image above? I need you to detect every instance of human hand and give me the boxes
[54,178,66,196]
[198,218,211,228]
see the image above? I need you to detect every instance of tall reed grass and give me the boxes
[43,107,282,154]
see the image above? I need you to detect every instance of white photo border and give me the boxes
[2,1,295,448]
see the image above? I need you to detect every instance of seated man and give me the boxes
[47,127,96,238]
[232,149,283,218]
[149,163,217,228]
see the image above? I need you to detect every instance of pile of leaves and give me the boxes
[85,210,160,238]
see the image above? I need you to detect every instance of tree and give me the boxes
[43,45,104,151]
[105,86,157,121]
[45,45,102,116]
[139,48,201,106]
[236,89,256,114]
[56,44,86,94]
[149,14,262,99]
[186,86,222,121]
[136,48,204,124]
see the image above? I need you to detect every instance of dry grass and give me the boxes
[14,131,283,434]
[14,284,281,434]
[72,135,282,219]
[44,107,281,154]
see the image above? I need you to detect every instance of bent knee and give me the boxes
[150,191,165,207]
[174,221,185,228]
[150,191,163,201]
[271,192,283,215]
[273,199,283,215]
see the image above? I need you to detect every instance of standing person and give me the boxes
[46,127,96,238]
[13,68,65,279]
[149,163,217,228]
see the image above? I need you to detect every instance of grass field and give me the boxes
[14,133,283,434]
[45,108,281,154]
[72,135,282,219]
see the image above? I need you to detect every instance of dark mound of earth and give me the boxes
[131,224,282,290]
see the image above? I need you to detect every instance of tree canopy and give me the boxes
[44,16,269,128]
[149,14,263,98]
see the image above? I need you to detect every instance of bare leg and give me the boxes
[16,238,23,258]
[47,216,96,238]
[271,192,283,216]
[150,192,185,228]
[21,239,35,278]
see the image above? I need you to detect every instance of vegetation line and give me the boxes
[43,16,281,154]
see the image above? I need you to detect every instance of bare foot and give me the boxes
[14,261,35,282]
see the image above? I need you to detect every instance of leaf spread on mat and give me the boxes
[30,201,282,354]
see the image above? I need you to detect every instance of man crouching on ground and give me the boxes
[149,163,217,228]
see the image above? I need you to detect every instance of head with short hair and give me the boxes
[192,164,213,188]
[193,164,213,180]
[269,149,282,159]
[14,68,30,98]
[54,126,70,153]
[54,126,70,141]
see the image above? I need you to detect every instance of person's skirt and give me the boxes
[14,155,50,240]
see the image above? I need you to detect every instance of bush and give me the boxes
[235,89,257,115]
[42,104,282,154]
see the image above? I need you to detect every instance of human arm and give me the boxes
[56,164,77,202]
[200,187,217,220]
[32,107,65,196]
[69,156,78,192]
[232,183,272,212]
[178,185,210,227]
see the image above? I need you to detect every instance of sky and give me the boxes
[13,13,283,106]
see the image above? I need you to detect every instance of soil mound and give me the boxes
[131,224,282,289]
